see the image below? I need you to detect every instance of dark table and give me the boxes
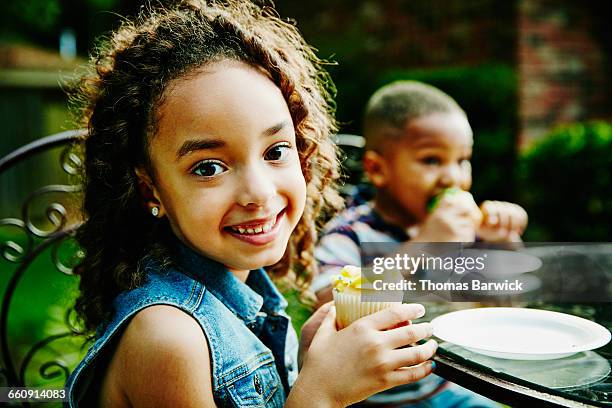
[430,303,611,408]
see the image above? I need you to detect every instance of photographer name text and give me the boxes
[373,279,524,292]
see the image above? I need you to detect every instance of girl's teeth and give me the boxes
[231,219,275,235]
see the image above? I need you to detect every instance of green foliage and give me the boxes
[518,121,612,241]
[0,0,122,53]
[282,289,314,335]
[4,0,62,34]
[378,64,517,129]
[377,64,518,202]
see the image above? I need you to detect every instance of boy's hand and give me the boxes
[415,190,482,242]
[478,201,528,242]
[293,304,436,408]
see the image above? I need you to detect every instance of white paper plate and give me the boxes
[432,307,611,360]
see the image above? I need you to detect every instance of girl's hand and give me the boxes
[415,191,482,242]
[478,201,528,243]
[298,302,333,369]
[289,304,437,408]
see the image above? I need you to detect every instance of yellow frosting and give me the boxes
[332,265,363,292]
[333,264,406,294]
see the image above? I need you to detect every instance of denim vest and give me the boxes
[65,243,299,407]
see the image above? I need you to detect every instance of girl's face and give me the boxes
[145,60,306,277]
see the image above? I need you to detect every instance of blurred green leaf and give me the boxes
[518,121,612,241]
[6,0,61,33]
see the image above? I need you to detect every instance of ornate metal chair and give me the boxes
[0,129,87,403]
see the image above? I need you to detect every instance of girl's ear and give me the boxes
[134,168,166,218]
[363,150,389,188]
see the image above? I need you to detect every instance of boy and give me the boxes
[314,81,527,406]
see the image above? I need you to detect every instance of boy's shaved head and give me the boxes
[363,80,465,151]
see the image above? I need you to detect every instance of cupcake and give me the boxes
[332,265,404,329]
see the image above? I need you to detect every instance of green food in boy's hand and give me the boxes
[426,187,461,212]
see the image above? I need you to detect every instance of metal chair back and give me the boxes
[0,130,86,400]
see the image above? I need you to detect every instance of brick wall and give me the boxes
[518,0,611,147]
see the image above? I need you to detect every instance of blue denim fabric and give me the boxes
[65,242,298,407]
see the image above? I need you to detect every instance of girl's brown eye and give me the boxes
[265,143,291,161]
[192,160,227,177]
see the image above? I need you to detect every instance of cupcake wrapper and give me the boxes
[333,290,402,329]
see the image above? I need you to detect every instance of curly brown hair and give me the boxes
[73,0,343,333]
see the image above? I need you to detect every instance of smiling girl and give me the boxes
[65,1,437,407]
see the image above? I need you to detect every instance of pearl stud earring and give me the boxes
[151,206,159,217]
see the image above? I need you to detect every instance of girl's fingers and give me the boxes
[385,323,434,349]
[301,301,334,338]
[362,304,425,331]
[318,305,337,333]
[391,339,438,369]
[310,301,333,321]
[385,360,436,387]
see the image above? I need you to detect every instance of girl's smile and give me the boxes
[224,208,286,245]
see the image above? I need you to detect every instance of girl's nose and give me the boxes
[236,164,276,207]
